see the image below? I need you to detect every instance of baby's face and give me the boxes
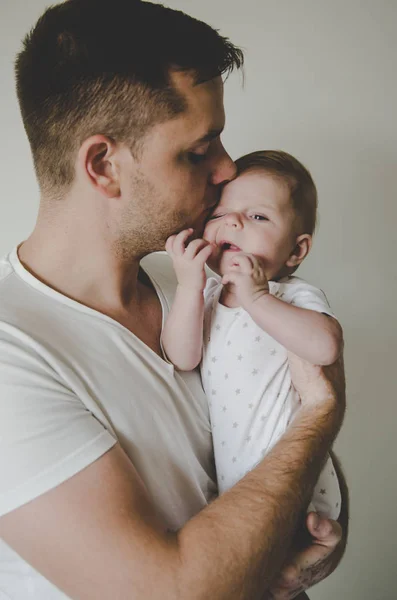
[204,170,298,280]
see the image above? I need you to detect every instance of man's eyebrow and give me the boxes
[194,128,224,144]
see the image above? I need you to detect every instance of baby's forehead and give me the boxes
[219,169,292,209]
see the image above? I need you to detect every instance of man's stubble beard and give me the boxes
[114,169,193,261]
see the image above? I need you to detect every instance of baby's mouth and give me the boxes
[219,242,241,252]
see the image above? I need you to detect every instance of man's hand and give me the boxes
[221,252,269,307]
[267,512,344,599]
[288,352,346,412]
[165,228,214,291]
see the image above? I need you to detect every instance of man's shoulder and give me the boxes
[141,252,176,281]
[0,248,63,357]
[142,253,221,306]
[141,252,178,306]
[0,248,27,319]
[0,250,16,287]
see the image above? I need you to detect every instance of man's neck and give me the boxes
[18,214,146,318]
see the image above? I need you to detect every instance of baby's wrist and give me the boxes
[242,288,271,312]
[176,282,205,296]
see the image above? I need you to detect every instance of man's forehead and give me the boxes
[170,70,225,134]
[170,69,224,96]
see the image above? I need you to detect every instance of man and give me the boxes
[0,1,346,598]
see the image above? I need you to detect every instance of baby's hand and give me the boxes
[222,252,269,308]
[165,229,214,291]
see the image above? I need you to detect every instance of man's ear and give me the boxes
[286,234,312,268]
[79,135,121,198]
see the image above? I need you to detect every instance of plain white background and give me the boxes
[0,1,396,598]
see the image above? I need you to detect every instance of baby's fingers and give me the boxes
[196,243,214,265]
[224,255,244,271]
[225,252,255,272]
[165,235,176,255]
[185,238,211,259]
[172,228,194,255]
[235,253,257,272]
[222,272,242,287]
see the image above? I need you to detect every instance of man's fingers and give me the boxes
[269,514,343,600]
[268,585,306,600]
[306,512,342,549]
[278,534,339,590]
[271,515,341,596]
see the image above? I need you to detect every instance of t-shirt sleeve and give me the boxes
[0,330,117,517]
[203,276,221,304]
[275,277,337,319]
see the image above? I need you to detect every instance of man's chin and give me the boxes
[188,218,206,239]
[190,202,219,237]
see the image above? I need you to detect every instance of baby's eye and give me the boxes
[207,213,224,221]
[251,214,269,221]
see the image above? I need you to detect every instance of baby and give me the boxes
[162,150,343,519]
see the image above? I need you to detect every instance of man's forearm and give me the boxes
[0,367,344,600]
[175,396,345,600]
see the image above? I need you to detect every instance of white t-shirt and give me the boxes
[201,276,341,519]
[0,248,216,599]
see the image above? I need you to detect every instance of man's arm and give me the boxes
[265,355,349,600]
[267,455,348,599]
[0,359,345,600]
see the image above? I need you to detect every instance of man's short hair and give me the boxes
[15,0,243,196]
[235,150,318,235]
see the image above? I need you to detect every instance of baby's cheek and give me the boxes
[202,222,214,242]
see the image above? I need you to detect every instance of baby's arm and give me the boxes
[223,253,343,366]
[162,229,214,371]
[248,294,343,365]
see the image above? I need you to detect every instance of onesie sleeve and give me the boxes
[275,277,338,319]
[0,328,117,517]
[310,454,342,520]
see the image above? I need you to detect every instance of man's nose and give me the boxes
[210,143,237,187]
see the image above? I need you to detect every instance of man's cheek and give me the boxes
[189,214,207,239]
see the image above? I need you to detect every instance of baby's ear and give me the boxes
[286,234,312,268]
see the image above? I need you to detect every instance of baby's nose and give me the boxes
[225,212,242,228]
